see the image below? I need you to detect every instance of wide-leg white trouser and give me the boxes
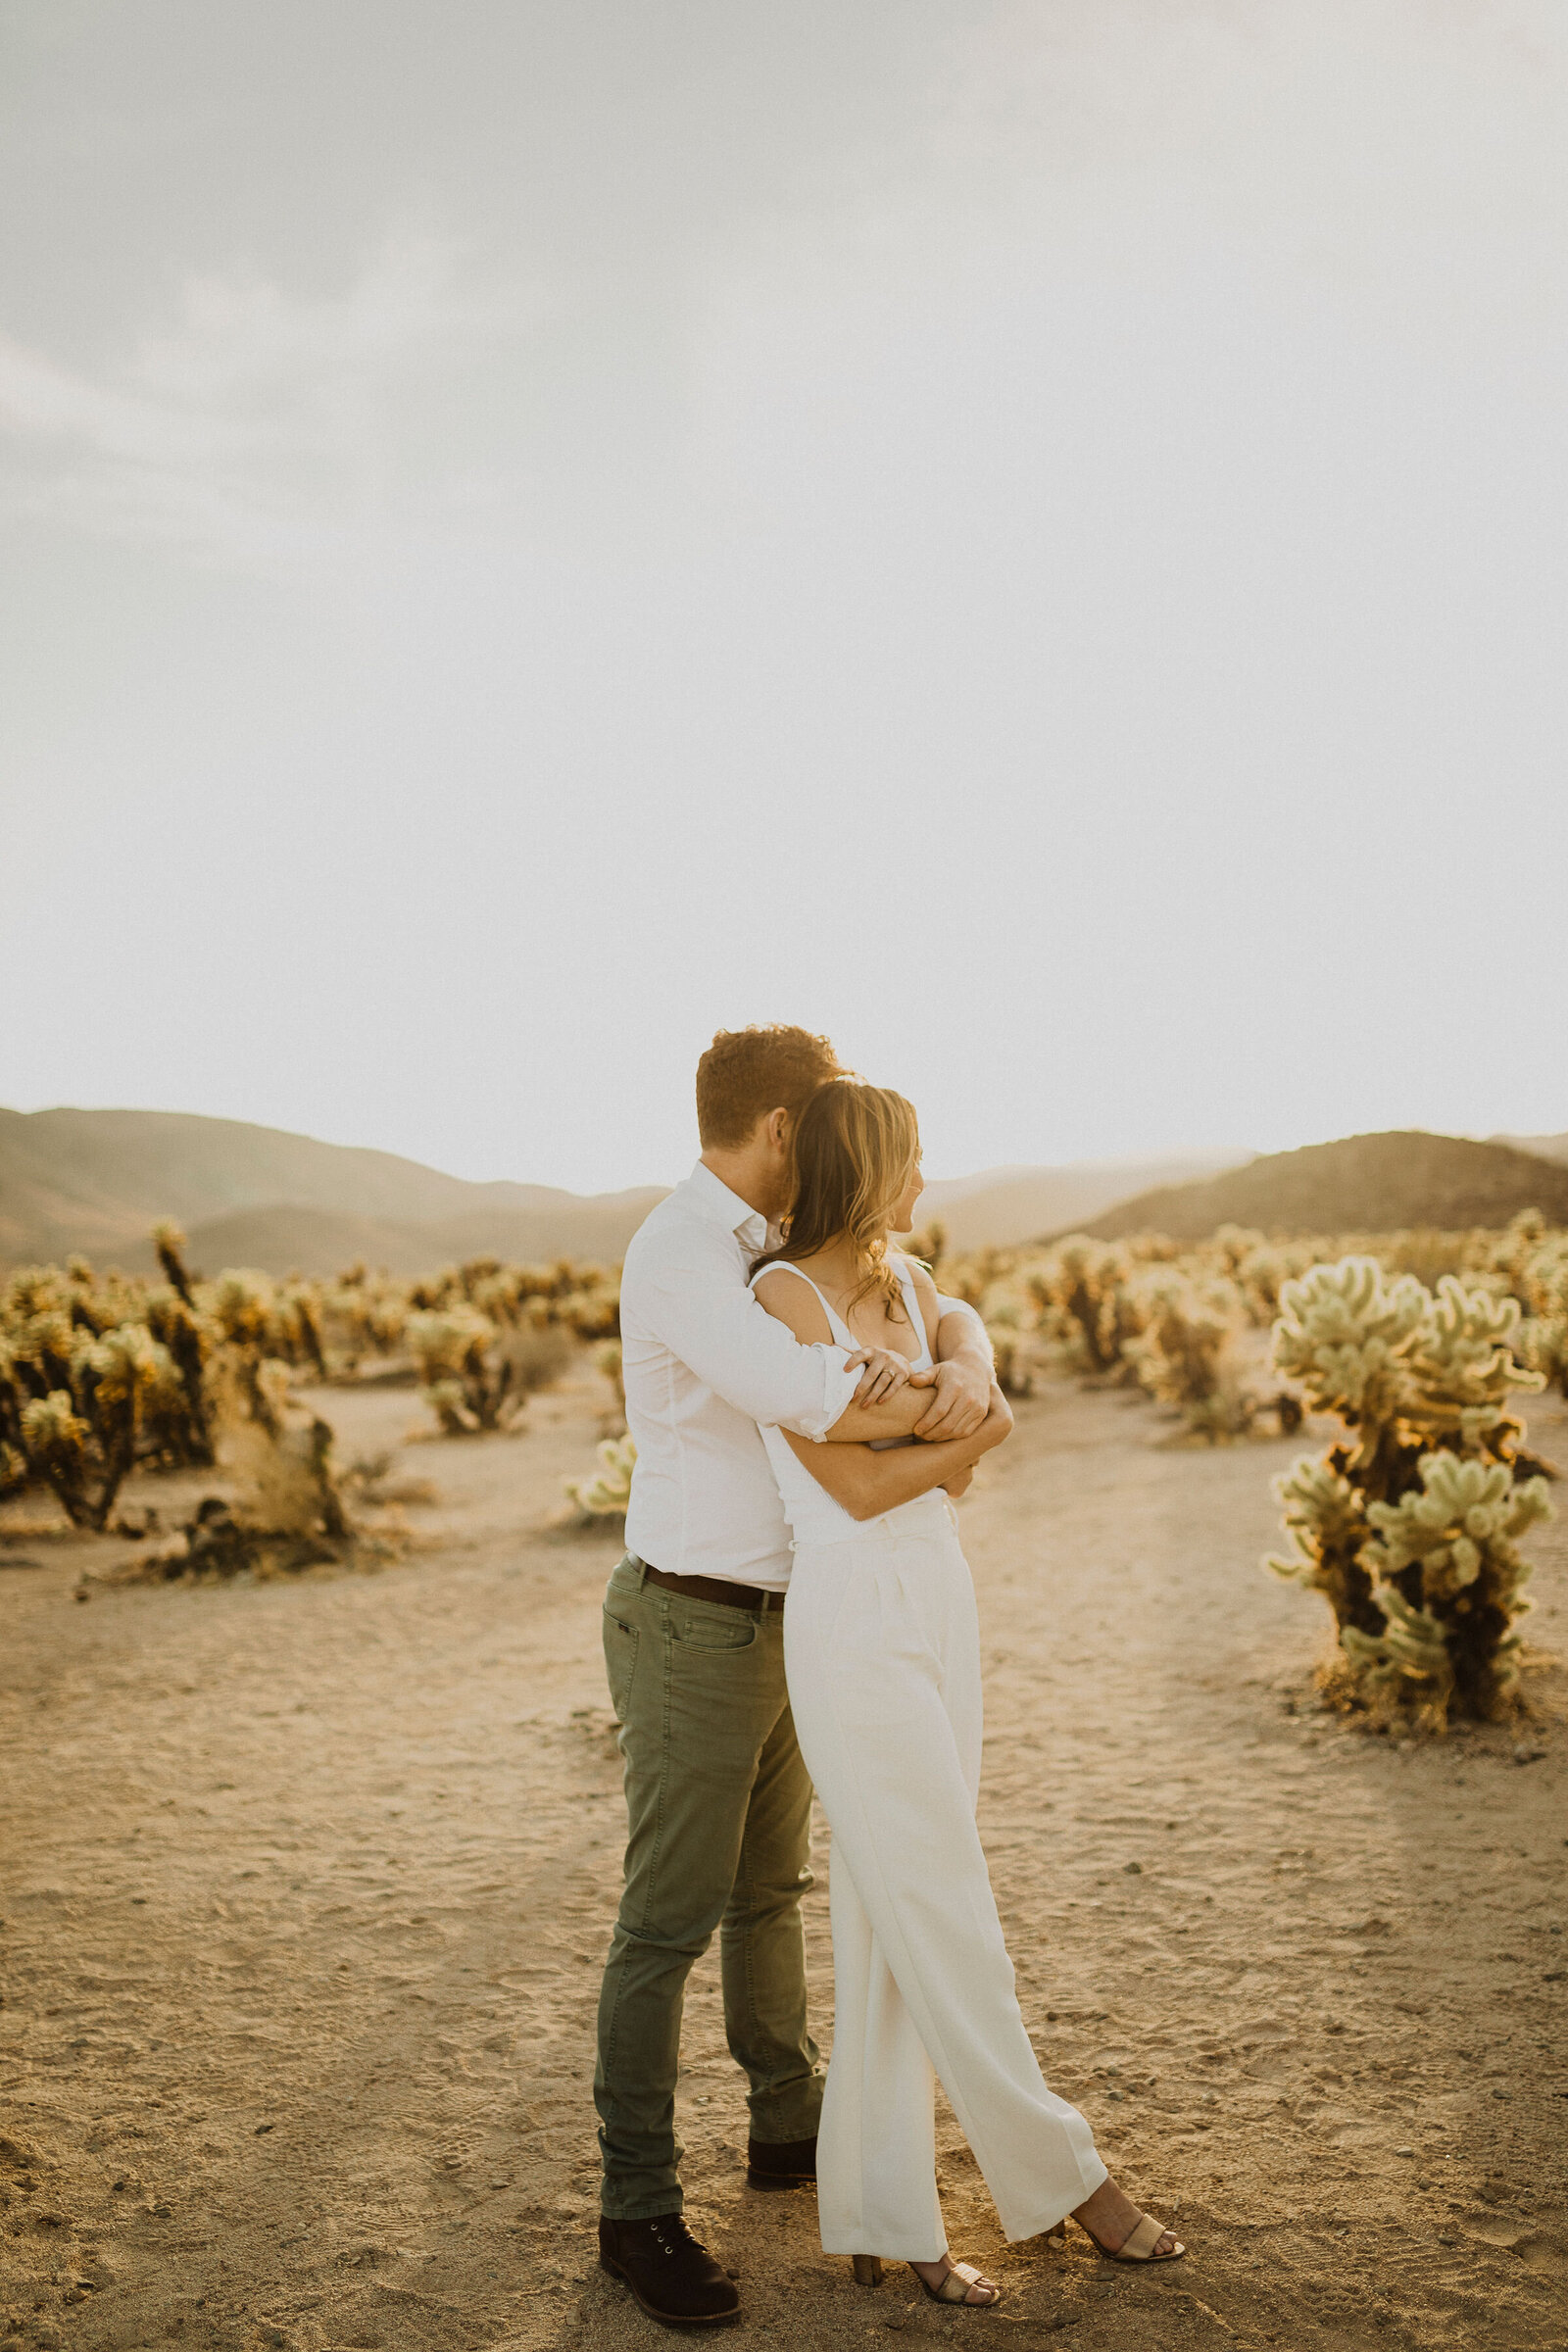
[784,1513,1106,2259]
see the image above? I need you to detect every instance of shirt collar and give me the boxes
[686,1159,771,1254]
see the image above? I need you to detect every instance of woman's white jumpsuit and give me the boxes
[753,1261,1106,2260]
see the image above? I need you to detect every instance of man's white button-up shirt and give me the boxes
[621,1162,861,1591]
[621,1160,987,1592]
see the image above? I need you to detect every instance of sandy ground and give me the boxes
[2,1370,1566,2352]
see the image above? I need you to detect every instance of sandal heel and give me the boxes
[853,2256,885,2288]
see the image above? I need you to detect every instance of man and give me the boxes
[596,1026,1013,2328]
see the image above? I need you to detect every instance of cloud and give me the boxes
[0,231,521,564]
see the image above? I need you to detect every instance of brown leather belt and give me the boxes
[638,1560,784,1612]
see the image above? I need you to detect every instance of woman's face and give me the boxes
[888,1155,925,1236]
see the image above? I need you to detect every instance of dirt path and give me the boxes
[3,1376,1566,2352]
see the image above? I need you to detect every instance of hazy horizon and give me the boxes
[4,3,1565,1191]
[5,1095,1564,1200]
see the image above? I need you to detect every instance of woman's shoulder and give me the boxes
[891,1249,938,1295]
[750,1260,835,1342]
[749,1258,814,1294]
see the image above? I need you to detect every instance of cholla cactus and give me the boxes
[1232,1236,1322,1327]
[140,1284,217,1465]
[321,1265,408,1368]
[409,1306,504,1431]
[1349,1452,1552,1717]
[1127,1272,1251,1437]
[1265,1255,1552,1726]
[565,1433,636,1519]
[1029,1238,1135,1377]
[12,1322,181,1529]
[1506,1227,1568,1399]
[902,1218,949,1280]
[152,1219,197,1307]
[1271,1257,1429,1448]
[594,1339,626,1411]
[408,1306,568,1434]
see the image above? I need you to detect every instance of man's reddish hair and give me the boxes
[695,1025,844,1150]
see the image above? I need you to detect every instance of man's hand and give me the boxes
[911,1354,991,1441]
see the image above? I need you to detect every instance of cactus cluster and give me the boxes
[564,1433,637,1521]
[0,1229,346,1534]
[2,1253,204,1527]
[1265,1255,1552,1725]
[931,1210,1568,1446]
[407,1307,571,1435]
[936,1232,1253,1437]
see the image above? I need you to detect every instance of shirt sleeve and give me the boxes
[934,1294,993,1359]
[630,1244,862,1440]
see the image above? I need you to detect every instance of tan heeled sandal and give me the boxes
[1075,2211,1185,2263]
[852,2255,1003,2307]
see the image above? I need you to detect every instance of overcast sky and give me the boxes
[2,1,1564,1192]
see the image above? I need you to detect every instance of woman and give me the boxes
[749,1081,1184,2308]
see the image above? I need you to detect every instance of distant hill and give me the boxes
[1498,1132,1568,1166]
[13,1107,1558,1278]
[0,1107,666,1274]
[0,1106,1256,1275]
[919,1151,1251,1252]
[1079,1131,1568,1244]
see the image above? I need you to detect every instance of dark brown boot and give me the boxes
[598,2213,740,2328]
[746,2133,817,2189]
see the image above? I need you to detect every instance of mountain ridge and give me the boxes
[1077,1130,1568,1244]
[0,1105,1246,1274]
[6,1108,1564,1276]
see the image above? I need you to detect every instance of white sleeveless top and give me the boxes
[748,1255,954,1548]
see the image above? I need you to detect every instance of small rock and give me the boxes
[1512,1743,1545,1765]
[1123,1861,1143,1876]
[1396,2146,1415,2157]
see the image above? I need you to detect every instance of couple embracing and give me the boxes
[594,1026,1183,2326]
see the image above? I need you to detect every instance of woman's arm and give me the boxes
[781,1391,1013,1520]
[751,1268,946,1445]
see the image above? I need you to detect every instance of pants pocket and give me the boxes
[603,1610,640,1720]
[673,1611,760,1653]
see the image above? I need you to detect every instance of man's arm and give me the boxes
[783,1388,1014,1521]
[750,1267,960,1445]
[630,1248,866,1440]
[907,1276,993,1441]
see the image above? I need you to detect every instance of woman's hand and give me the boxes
[849,1347,915,1406]
[942,1466,974,1498]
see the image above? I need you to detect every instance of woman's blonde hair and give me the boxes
[753,1080,920,1318]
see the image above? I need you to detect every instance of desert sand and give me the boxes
[2,1371,1565,2352]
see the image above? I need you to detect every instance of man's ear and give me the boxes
[764,1106,790,1152]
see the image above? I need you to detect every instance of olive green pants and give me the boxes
[594,1553,824,2219]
